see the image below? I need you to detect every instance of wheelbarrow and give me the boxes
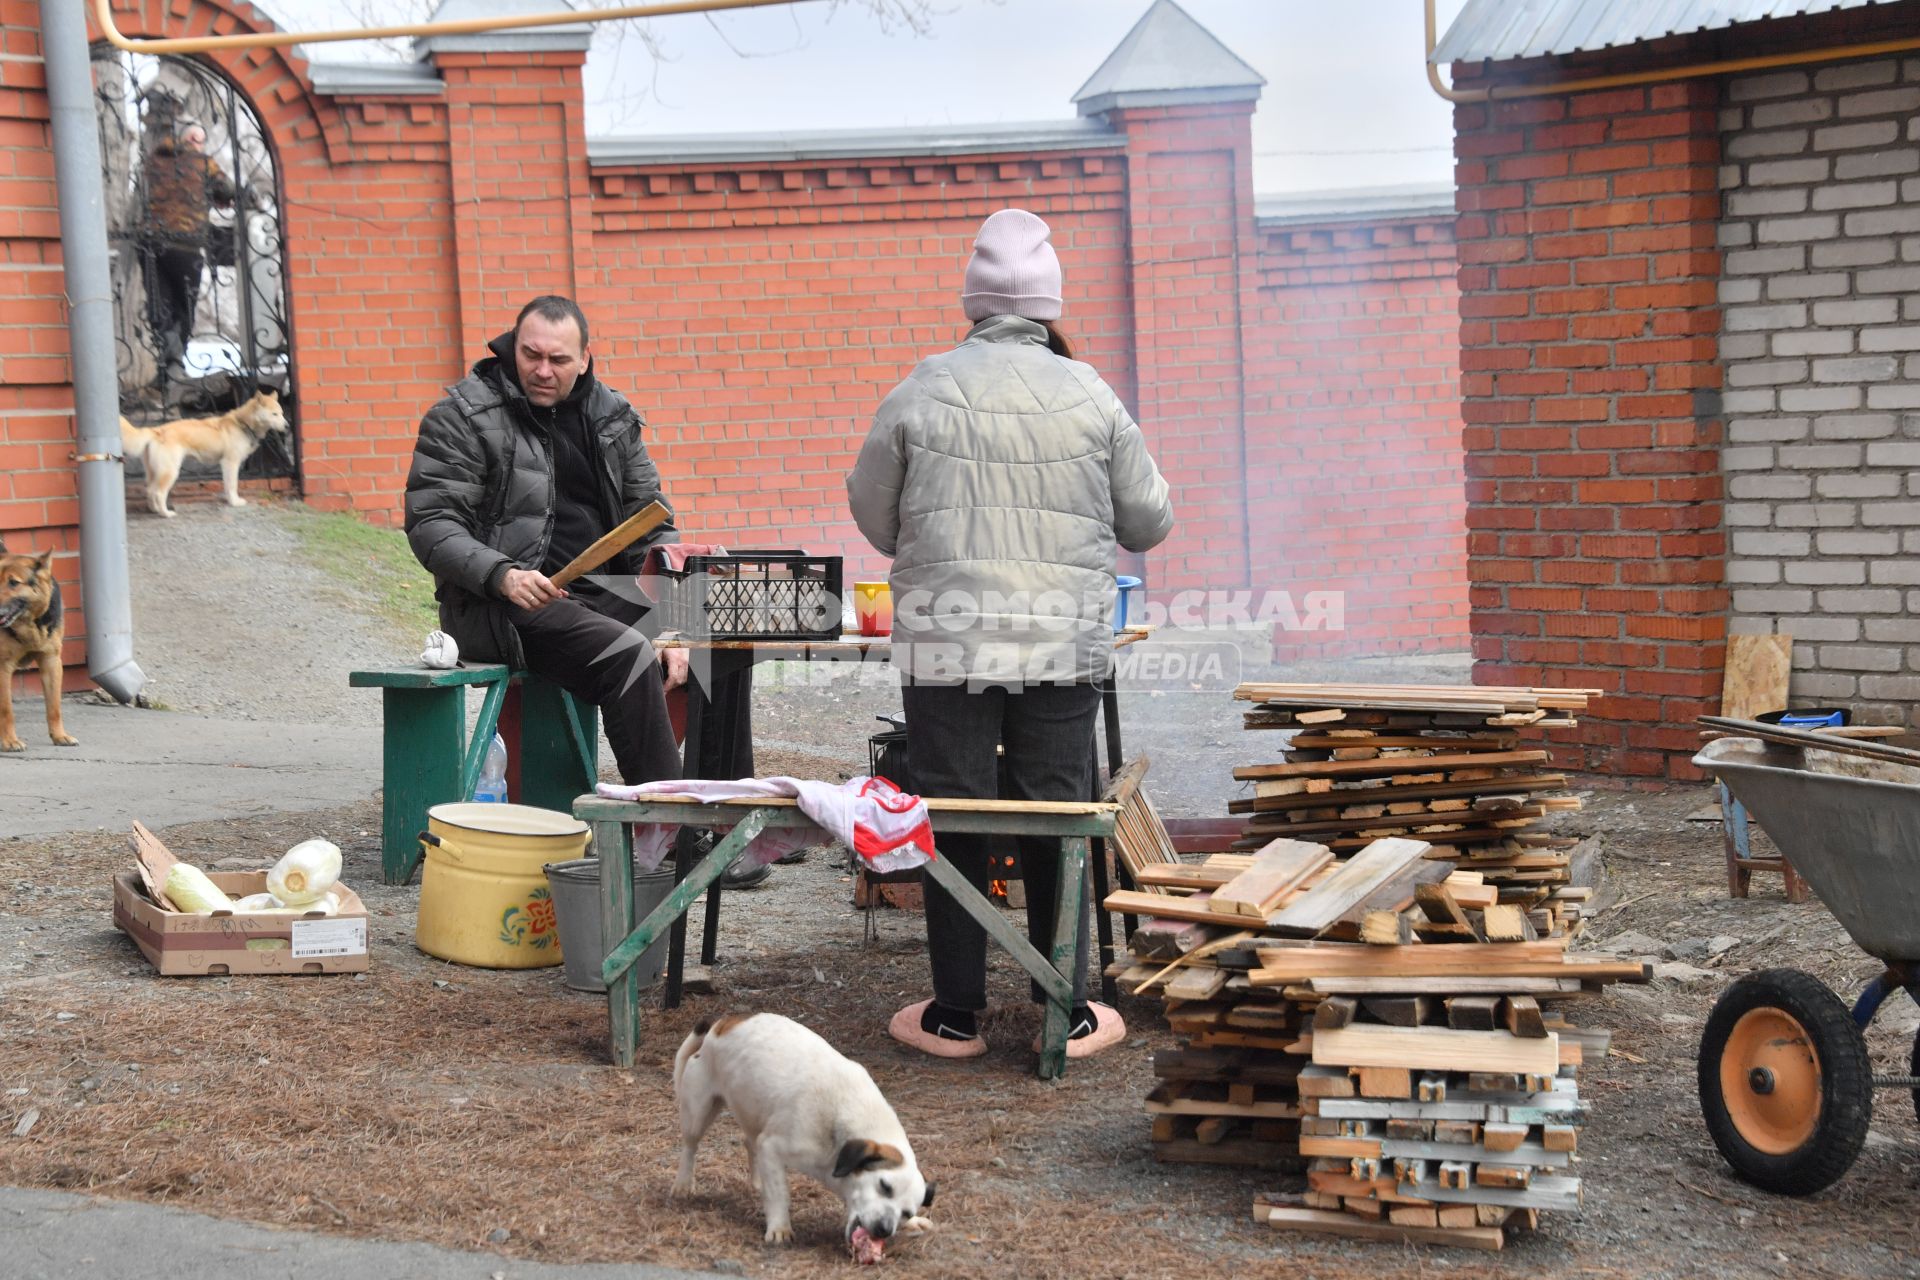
[1691,730,1920,1195]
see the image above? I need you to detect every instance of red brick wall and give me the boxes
[5,0,1476,682]
[1452,77,1726,781]
[1248,214,1470,657]
[587,150,1132,588]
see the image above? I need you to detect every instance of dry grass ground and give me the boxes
[1,784,1917,1279]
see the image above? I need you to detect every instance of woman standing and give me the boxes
[848,208,1174,1060]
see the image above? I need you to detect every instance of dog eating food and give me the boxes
[672,1011,933,1252]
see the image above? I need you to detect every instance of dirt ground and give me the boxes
[3,769,1917,1279]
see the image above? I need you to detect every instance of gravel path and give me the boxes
[126,498,407,728]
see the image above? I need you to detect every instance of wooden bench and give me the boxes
[350,664,599,884]
[574,791,1120,1079]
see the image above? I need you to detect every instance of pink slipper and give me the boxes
[1033,1003,1127,1060]
[888,999,988,1059]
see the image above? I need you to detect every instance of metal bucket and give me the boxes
[415,803,587,968]
[544,857,674,992]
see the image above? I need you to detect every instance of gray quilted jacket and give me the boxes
[848,315,1174,684]
[404,332,676,669]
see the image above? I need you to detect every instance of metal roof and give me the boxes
[1432,0,1890,64]
[589,119,1124,169]
[1255,184,1457,227]
[306,60,445,96]
[1072,0,1264,116]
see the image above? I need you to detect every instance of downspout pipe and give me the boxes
[39,0,145,705]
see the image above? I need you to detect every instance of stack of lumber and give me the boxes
[1107,837,1645,1251]
[1229,683,1596,899]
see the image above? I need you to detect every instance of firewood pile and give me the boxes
[1228,683,1596,898]
[1106,796,1645,1249]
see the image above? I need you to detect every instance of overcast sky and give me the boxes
[264,0,1471,195]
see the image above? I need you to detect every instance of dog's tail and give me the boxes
[673,1017,715,1094]
[118,416,153,469]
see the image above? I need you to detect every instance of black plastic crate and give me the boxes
[660,550,842,641]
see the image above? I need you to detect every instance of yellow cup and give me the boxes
[853,581,893,636]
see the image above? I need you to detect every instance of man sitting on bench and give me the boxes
[404,296,688,791]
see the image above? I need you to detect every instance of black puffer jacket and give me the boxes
[403,332,676,669]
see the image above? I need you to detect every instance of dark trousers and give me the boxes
[510,589,683,786]
[143,245,203,367]
[901,681,1101,1012]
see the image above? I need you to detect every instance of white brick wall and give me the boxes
[1722,56,1920,722]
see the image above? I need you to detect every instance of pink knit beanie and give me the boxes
[961,208,1063,322]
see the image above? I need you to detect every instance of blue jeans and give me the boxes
[901,681,1100,1012]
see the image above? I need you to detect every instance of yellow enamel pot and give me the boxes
[415,803,589,968]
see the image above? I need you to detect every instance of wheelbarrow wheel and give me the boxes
[1699,968,1872,1196]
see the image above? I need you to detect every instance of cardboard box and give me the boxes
[112,870,370,976]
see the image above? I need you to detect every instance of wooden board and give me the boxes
[1234,750,1549,782]
[1256,1204,1504,1252]
[1720,633,1792,721]
[1313,1025,1561,1076]
[1306,976,1584,996]
[1231,774,1568,816]
[1264,838,1432,937]
[1210,840,1333,917]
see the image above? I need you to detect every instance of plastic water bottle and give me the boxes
[472,733,509,803]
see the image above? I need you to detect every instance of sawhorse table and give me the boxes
[573,791,1120,1079]
[657,629,1148,1007]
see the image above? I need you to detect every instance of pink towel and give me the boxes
[637,542,727,604]
[596,775,936,875]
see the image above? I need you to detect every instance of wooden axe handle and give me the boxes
[550,500,671,589]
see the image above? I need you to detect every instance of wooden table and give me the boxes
[575,790,1119,1078]
[654,627,1150,1005]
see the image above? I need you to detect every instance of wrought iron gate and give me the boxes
[91,45,297,484]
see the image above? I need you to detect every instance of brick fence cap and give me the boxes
[415,0,593,58]
[1072,0,1264,117]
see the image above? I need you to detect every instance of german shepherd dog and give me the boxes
[120,389,289,518]
[0,539,75,751]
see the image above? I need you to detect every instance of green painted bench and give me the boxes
[573,791,1120,1080]
[350,664,599,884]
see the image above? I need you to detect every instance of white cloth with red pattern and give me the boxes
[593,775,937,874]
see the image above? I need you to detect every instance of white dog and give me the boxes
[672,1012,934,1256]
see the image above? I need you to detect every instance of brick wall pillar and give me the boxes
[426,26,593,352]
[1106,100,1261,593]
[1454,79,1727,781]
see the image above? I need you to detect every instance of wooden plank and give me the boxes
[1360,910,1413,945]
[1447,996,1502,1031]
[1210,840,1333,917]
[1289,733,1519,751]
[1503,995,1547,1039]
[1254,949,1649,987]
[1312,995,1359,1031]
[1354,1066,1413,1098]
[1721,633,1793,721]
[1480,903,1533,943]
[1163,966,1228,1002]
[1408,1174,1581,1213]
[1361,995,1435,1028]
[1307,976,1585,996]
[1258,1205,1504,1252]
[1415,883,1481,942]
[1232,774,1568,816]
[1314,1025,1561,1075]
[1235,750,1550,782]
[1265,838,1432,937]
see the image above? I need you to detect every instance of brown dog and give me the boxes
[0,539,75,751]
[120,389,289,518]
